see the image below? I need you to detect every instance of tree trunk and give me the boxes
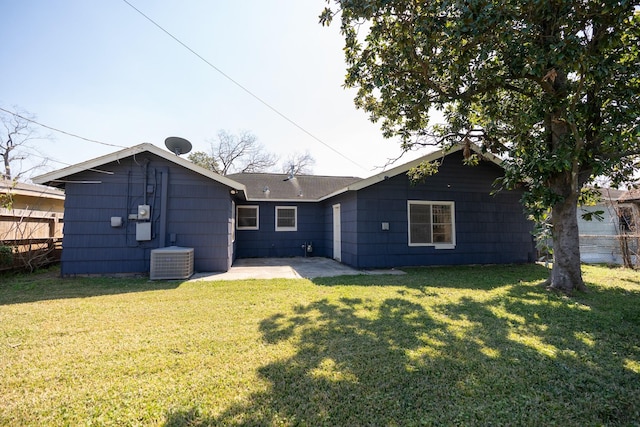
[549,193,588,294]
[2,150,11,181]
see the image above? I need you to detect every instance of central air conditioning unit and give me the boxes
[150,246,194,280]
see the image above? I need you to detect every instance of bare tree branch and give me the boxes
[0,108,50,181]
[281,151,316,175]
[193,130,278,175]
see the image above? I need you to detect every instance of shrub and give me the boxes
[0,245,14,266]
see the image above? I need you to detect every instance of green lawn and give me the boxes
[1,264,639,426]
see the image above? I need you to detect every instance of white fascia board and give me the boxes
[318,188,350,201]
[32,143,246,192]
[318,143,503,200]
[244,197,320,203]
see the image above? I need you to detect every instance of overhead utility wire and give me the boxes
[121,0,368,172]
[25,151,113,174]
[0,107,127,149]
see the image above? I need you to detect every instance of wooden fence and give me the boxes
[0,208,63,271]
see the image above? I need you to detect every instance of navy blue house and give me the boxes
[33,143,535,276]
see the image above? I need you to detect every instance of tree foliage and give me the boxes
[187,151,219,173]
[0,181,14,210]
[321,0,640,293]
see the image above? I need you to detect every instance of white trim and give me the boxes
[32,143,246,192]
[407,200,456,248]
[275,206,297,232]
[236,205,259,230]
[332,204,341,261]
[241,197,320,203]
[31,142,502,204]
[319,143,503,201]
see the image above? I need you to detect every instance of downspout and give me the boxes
[143,159,150,206]
[159,168,169,247]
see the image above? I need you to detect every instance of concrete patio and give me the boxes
[189,257,405,281]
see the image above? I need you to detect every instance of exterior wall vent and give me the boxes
[150,246,194,280]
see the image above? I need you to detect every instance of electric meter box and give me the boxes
[136,222,152,241]
[138,204,151,220]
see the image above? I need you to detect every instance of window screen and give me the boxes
[276,206,297,231]
[237,206,259,230]
[408,201,454,246]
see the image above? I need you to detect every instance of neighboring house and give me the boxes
[577,188,638,265]
[0,180,65,269]
[32,143,536,276]
[612,188,640,266]
[0,180,65,239]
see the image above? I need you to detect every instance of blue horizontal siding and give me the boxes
[60,148,534,275]
[61,260,149,276]
[235,202,326,258]
[320,193,358,265]
[336,152,535,269]
[60,153,233,275]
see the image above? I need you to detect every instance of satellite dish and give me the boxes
[165,137,192,156]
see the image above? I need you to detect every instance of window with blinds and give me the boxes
[408,201,455,248]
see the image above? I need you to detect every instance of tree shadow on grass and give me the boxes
[313,263,551,291]
[438,292,639,424]
[0,266,180,305]
[163,272,640,425]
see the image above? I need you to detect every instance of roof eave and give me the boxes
[243,197,323,203]
[0,181,65,199]
[318,188,350,201]
[319,143,503,196]
[32,143,247,192]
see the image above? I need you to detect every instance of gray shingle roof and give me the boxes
[228,173,361,201]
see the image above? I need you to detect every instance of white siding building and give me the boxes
[578,188,628,264]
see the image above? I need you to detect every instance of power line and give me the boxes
[0,107,127,149]
[120,0,369,172]
[0,110,118,177]
[23,151,115,175]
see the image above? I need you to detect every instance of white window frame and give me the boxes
[275,206,298,232]
[407,201,456,249]
[236,205,259,230]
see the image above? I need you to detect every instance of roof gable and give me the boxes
[32,143,246,191]
[320,143,503,198]
[31,142,502,202]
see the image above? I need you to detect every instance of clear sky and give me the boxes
[1,0,431,180]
